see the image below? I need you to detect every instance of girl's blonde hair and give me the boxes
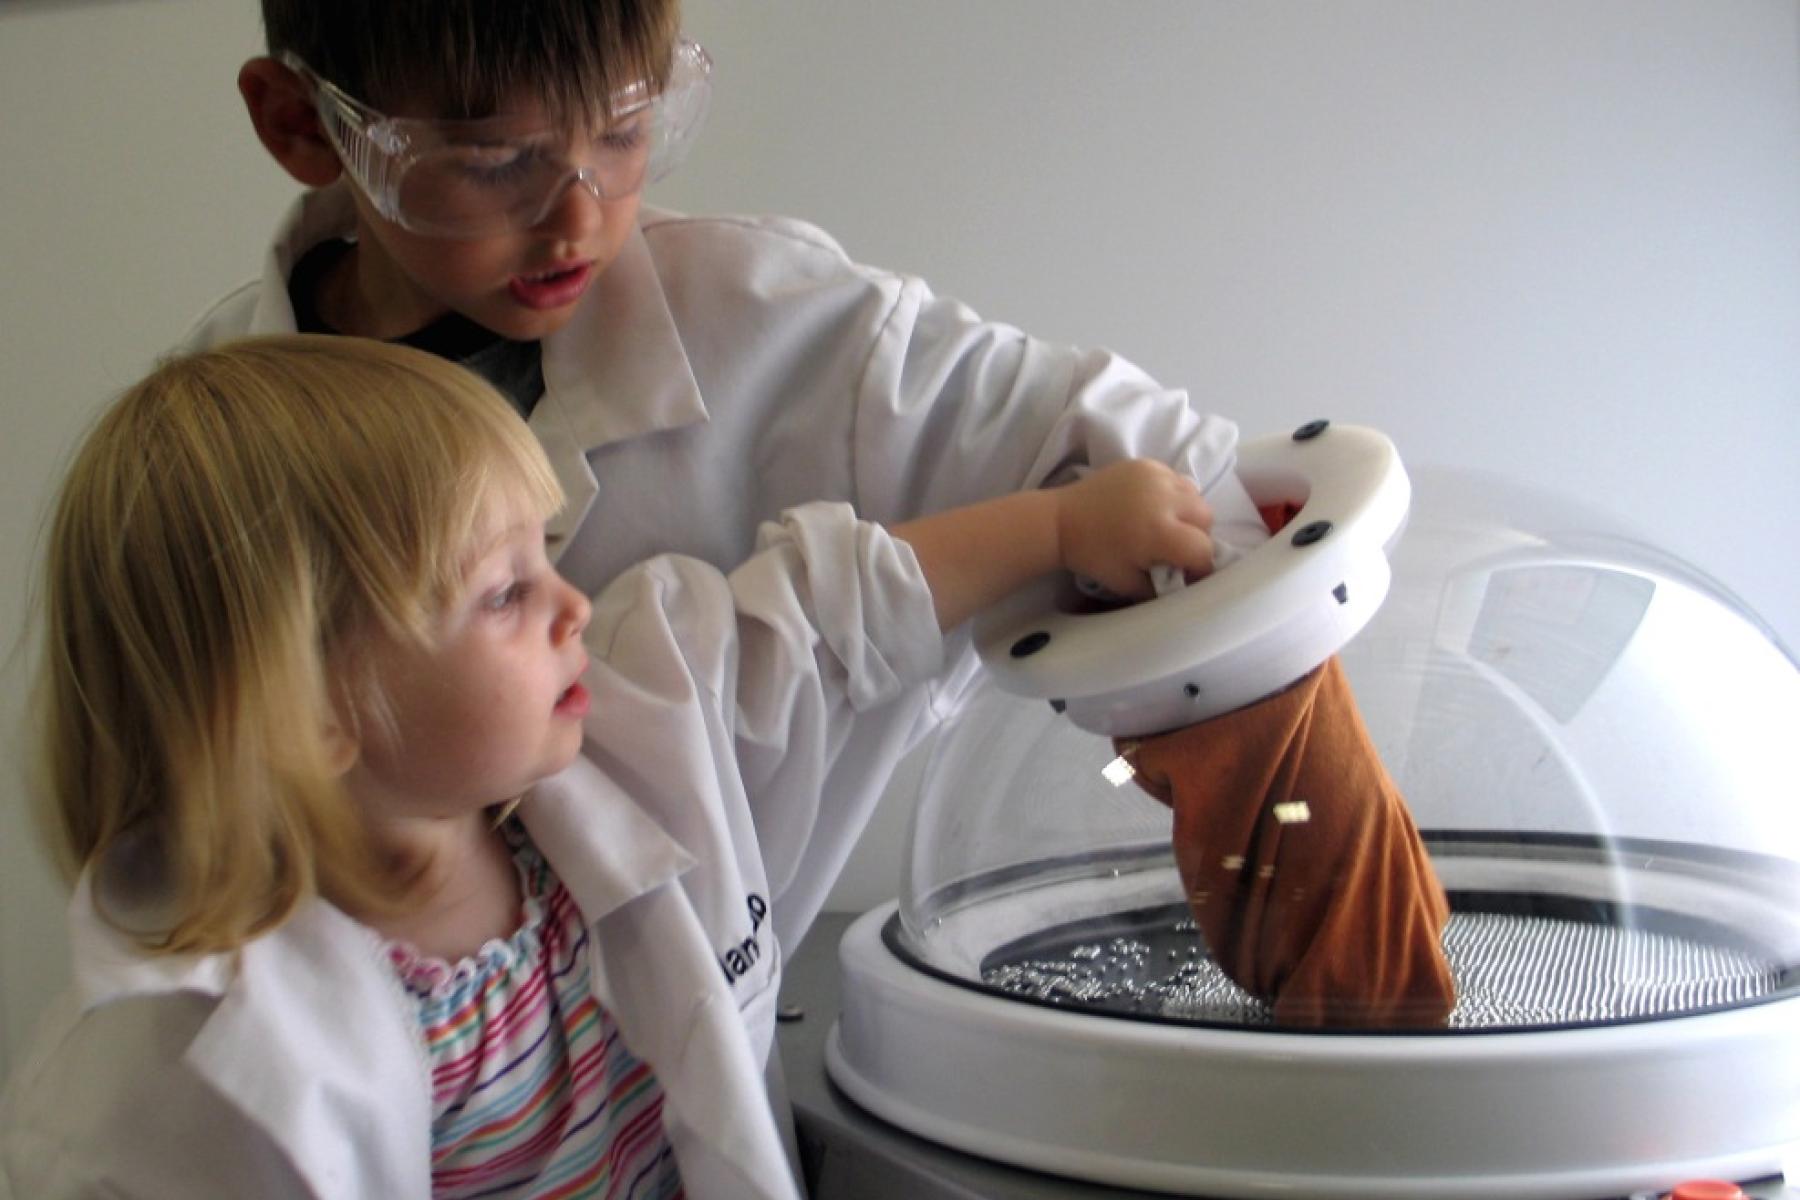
[38,334,564,954]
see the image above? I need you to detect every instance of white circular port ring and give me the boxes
[972,421,1410,737]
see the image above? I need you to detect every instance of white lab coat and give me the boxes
[176,184,1269,954]
[0,504,942,1200]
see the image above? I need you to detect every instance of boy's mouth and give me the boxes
[509,261,593,310]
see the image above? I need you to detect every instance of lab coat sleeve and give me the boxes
[849,272,1271,558]
[578,502,942,924]
[598,496,942,772]
[727,504,953,931]
[725,502,945,797]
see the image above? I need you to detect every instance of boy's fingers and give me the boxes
[1183,489,1214,532]
[1166,522,1215,581]
[1069,462,1219,595]
[1095,525,1214,600]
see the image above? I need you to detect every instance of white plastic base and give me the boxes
[829,894,1800,1199]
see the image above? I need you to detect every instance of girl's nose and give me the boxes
[552,576,591,643]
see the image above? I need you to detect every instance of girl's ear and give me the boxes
[320,712,360,777]
[239,56,344,189]
[316,676,361,780]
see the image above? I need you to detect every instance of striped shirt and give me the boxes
[387,827,684,1199]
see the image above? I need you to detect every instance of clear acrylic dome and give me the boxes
[838,464,1800,1194]
[831,464,1800,1196]
[896,465,1800,1031]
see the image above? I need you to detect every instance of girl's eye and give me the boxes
[484,580,533,612]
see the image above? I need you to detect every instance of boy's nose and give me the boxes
[533,171,608,241]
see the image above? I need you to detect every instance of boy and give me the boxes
[187,0,1272,963]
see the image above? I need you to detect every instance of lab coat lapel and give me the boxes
[536,222,707,548]
[183,900,431,1200]
[597,887,801,1200]
[521,756,696,921]
[243,192,709,551]
[524,759,800,1200]
[65,861,426,1198]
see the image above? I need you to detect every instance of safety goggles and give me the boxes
[283,39,711,239]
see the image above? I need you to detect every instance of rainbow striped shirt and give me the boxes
[387,828,684,1199]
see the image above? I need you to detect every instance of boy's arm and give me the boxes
[852,272,1271,563]
[569,463,1212,915]
[891,459,1216,631]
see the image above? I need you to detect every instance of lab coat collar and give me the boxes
[67,866,431,1198]
[539,211,708,453]
[531,221,707,545]
[66,871,233,1011]
[183,899,432,1199]
[61,766,695,1199]
[254,187,709,451]
[65,762,697,1014]
[254,186,708,546]
[245,184,361,335]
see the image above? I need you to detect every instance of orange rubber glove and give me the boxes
[1117,657,1454,1027]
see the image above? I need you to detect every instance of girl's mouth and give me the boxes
[554,680,591,719]
[509,261,593,310]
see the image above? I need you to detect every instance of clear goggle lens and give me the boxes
[287,39,711,239]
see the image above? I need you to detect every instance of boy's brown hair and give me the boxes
[261,0,682,124]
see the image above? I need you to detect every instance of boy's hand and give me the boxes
[1054,460,1216,601]
[893,459,1219,630]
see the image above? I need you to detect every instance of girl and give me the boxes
[0,335,1214,1199]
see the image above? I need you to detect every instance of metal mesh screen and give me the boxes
[981,905,1784,1029]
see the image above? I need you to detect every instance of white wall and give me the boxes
[2,0,1796,1078]
[0,0,299,1080]
[657,0,1800,916]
